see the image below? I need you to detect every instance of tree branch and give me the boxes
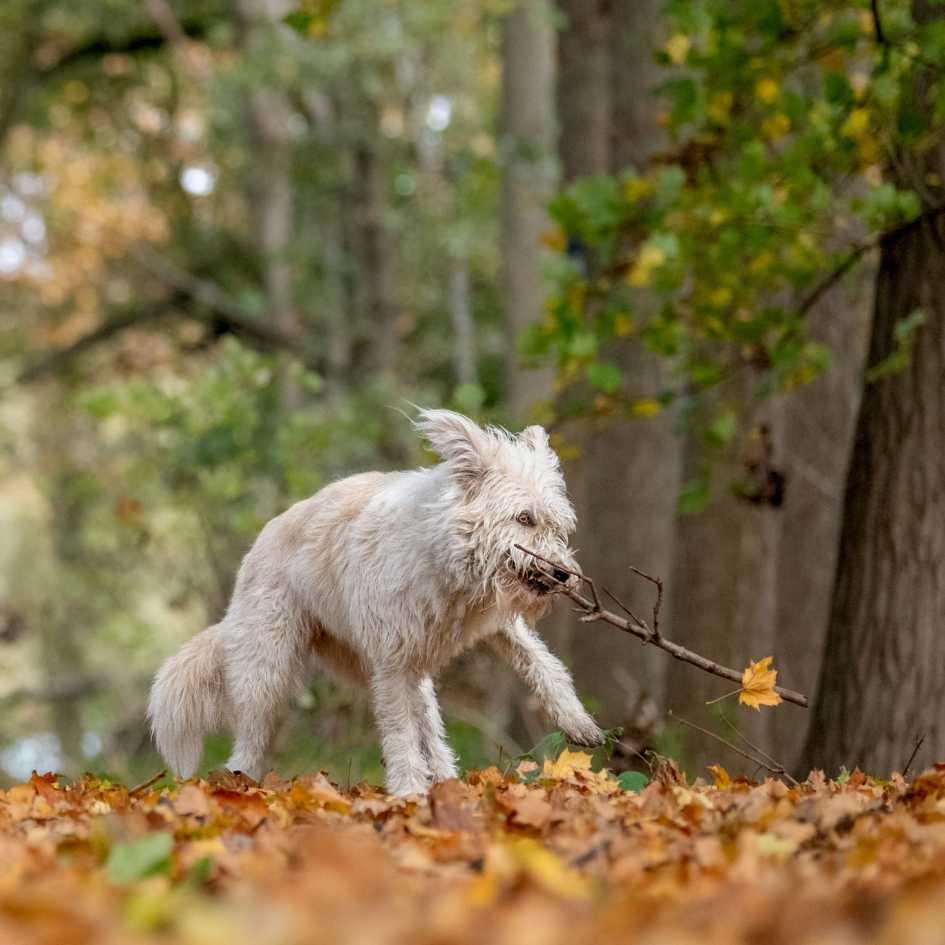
[18,249,320,383]
[515,544,809,708]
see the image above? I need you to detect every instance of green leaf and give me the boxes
[106,833,174,885]
[585,360,622,393]
[677,477,712,515]
[617,771,649,792]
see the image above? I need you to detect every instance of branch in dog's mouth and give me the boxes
[513,544,809,709]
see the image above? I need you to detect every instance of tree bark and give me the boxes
[235,0,302,407]
[803,216,945,776]
[551,0,682,727]
[803,0,945,778]
[666,391,782,773]
[771,284,870,770]
[556,0,610,182]
[500,0,555,416]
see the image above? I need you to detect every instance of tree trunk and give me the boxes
[553,0,682,729]
[666,392,782,774]
[235,0,301,407]
[803,214,945,775]
[353,132,400,379]
[500,0,555,416]
[556,0,610,183]
[803,0,945,778]
[770,284,870,770]
[448,256,478,389]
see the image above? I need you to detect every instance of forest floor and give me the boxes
[1,751,944,945]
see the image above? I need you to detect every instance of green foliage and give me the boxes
[617,770,649,792]
[866,308,927,381]
[537,0,939,464]
[106,832,174,884]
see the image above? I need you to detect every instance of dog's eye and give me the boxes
[515,511,536,527]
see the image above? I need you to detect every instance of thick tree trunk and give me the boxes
[803,215,945,775]
[500,0,555,415]
[666,393,782,773]
[553,0,682,728]
[803,0,945,778]
[556,0,610,182]
[771,286,869,770]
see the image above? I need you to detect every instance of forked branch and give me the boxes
[515,544,809,709]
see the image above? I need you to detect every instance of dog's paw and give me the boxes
[559,713,606,748]
[385,769,432,797]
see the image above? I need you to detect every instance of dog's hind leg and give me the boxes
[371,665,431,795]
[223,613,310,781]
[417,677,458,783]
[491,616,604,747]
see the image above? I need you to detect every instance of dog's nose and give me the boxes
[552,567,571,584]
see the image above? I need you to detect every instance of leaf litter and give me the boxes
[1,757,945,943]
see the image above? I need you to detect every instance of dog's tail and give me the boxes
[148,625,225,778]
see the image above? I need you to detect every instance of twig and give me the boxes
[719,712,787,774]
[515,544,809,708]
[669,711,799,786]
[902,733,925,779]
[629,565,663,638]
[871,0,887,47]
[129,768,167,796]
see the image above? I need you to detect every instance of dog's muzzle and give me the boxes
[521,564,578,595]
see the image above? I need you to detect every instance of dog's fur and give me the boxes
[148,409,603,795]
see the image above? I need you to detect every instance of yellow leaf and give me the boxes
[755,77,779,104]
[761,113,791,141]
[841,108,870,140]
[614,312,637,337]
[707,764,731,789]
[739,656,783,709]
[540,224,567,252]
[631,398,663,418]
[665,33,690,65]
[542,748,593,780]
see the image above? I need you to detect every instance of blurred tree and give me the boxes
[499,0,555,415]
[547,0,682,735]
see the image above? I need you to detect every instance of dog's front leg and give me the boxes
[491,616,604,747]
[371,665,432,796]
[418,677,458,783]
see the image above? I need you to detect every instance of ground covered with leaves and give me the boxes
[2,751,945,945]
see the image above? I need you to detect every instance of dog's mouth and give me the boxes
[521,570,555,596]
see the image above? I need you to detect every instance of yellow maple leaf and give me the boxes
[739,656,783,709]
[542,748,593,780]
[707,764,731,789]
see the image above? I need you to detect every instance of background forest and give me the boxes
[0,0,942,788]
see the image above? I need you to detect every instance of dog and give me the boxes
[148,409,604,795]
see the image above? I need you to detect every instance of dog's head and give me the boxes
[415,408,579,614]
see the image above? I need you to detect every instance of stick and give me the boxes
[902,733,925,779]
[669,711,799,786]
[129,769,167,796]
[515,545,809,708]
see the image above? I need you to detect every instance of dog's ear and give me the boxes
[520,425,550,452]
[415,409,491,489]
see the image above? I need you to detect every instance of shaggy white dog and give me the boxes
[148,409,603,795]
